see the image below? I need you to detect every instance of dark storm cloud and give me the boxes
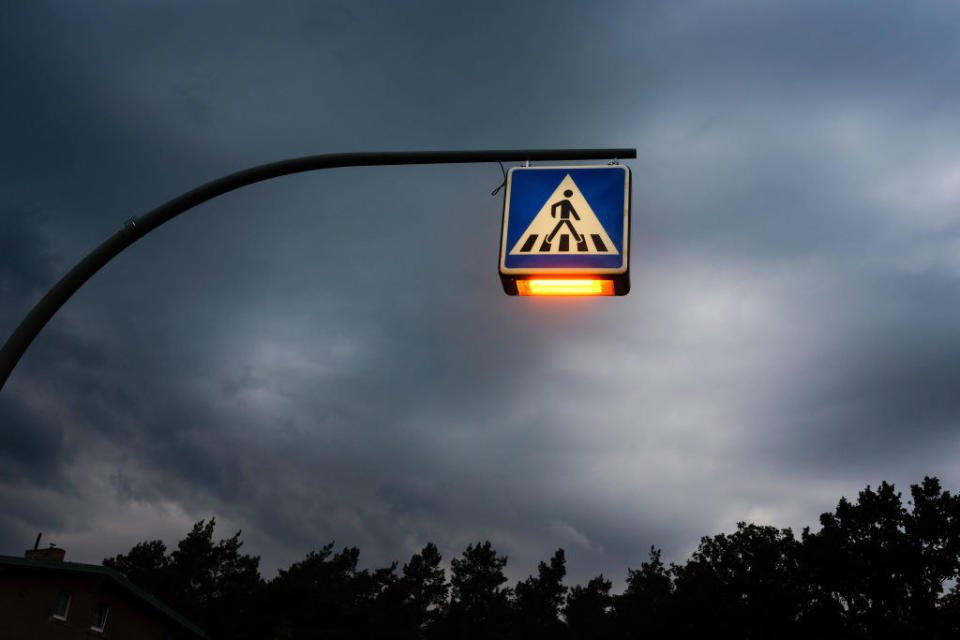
[5,0,960,589]
[0,210,60,338]
[0,393,66,486]
[631,2,960,107]
[751,269,960,473]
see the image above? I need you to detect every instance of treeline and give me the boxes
[104,476,960,639]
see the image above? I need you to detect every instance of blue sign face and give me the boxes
[500,165,630,274]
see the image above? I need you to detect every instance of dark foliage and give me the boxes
[444,540,513,639]
[102,538,170,597]
[566,574,614,640]
[401,542,448,637]
[267,542,402,639]
[104,518,265,639]
[103,476,960,639]
[513,548,567,639]
[670,524,803,638]
[615,546,676,637]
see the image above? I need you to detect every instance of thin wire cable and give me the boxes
[491,161,507,196]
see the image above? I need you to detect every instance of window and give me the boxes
[52,591,71,621]
[90,603,109,633]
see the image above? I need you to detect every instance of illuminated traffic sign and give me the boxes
[499,165,631,295]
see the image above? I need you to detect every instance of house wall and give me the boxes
[0,566,191,640]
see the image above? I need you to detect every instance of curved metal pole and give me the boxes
[0,148,636,391]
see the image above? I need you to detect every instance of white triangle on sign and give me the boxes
[509,175,618,256]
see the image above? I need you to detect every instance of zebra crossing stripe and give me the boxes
[519,233,608,254]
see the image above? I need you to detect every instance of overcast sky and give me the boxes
[4,1,960,589]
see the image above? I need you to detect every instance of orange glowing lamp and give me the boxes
[498,165,631,296]
[516,279,615,296]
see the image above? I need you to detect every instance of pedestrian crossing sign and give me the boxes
[499,165,631,295]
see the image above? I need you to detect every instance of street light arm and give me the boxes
[0,148,635,391]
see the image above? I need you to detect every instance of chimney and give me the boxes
[25,541,65,563]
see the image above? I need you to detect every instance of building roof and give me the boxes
[0,554,206,638]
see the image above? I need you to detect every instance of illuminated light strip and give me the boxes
[516,279,615,296]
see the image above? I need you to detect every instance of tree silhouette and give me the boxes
[513,548,567,639]
[565,575,614,640]
[169,519,263,639]
[401,542,448,637]
[671,523,803,637]
[103,539,171,601]
[614,546,675,637]
[268,543,370,638]
[104,518,263,640]
[98,476,960,639]
[445,541,512,639]
[799,478,960,637]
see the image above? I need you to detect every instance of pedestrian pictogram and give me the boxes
[509,175,618,255]
[499,165,631,296]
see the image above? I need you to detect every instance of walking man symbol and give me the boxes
[547,190,582,242]
[544,189,589,252]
